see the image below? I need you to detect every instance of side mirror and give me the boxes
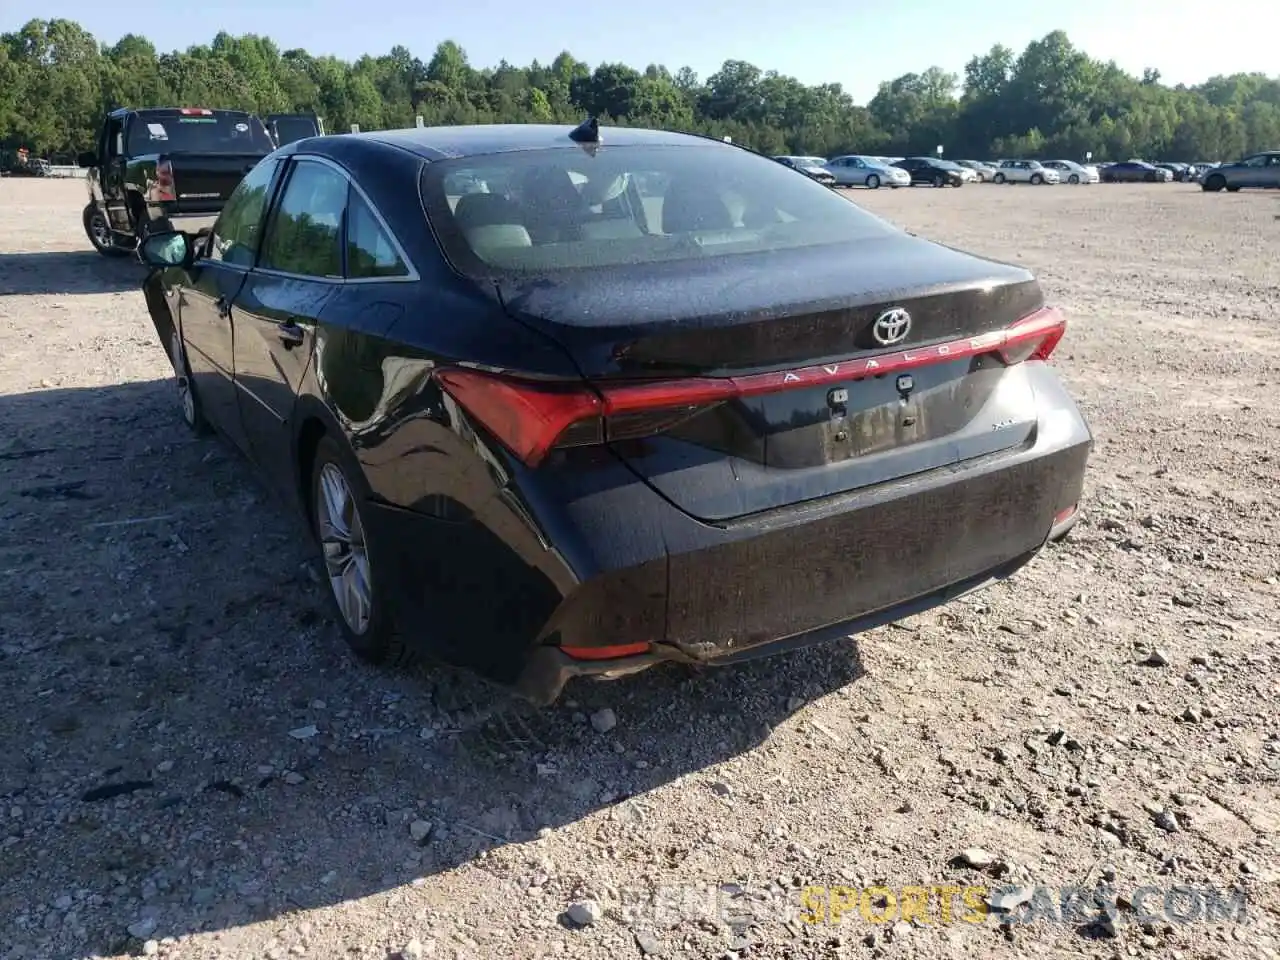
[77,152,97,168]
[138,231,193,269]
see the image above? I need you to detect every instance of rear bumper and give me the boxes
[514,544,1043,705]
[368,365,1091,703]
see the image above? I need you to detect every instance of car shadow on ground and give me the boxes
[0,251,144,296]
[0,379,867,957]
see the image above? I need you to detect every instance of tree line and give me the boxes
[2,18,1278,163]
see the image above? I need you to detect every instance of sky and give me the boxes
[5,0,1275,104]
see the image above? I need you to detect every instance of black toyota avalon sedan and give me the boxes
[138,120,1092,705]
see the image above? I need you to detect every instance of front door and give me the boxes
[100,116,128,231]
[1236,154,1270,188]
[176,155,284,453]
[234,157,348,497]
[181,263,252,452]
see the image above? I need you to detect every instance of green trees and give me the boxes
[2,19,1277,162]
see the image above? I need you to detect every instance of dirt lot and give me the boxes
[1,178,1277,960]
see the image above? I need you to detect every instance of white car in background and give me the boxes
[992,160,1060,185]
[1042,160,1099,184]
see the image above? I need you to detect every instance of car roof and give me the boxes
[301,123,715,161]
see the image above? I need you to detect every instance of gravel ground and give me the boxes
[1,178,1277,960]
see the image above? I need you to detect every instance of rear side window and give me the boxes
[346,190,409,279]
[420,143,897,277]
[259,159,346,278]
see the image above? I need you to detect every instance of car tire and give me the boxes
[1203,174,1225,192]
[866,174,880,189]
[83,203,128,257]
[168,327,210,436]
[993,172,1006,184]
[1068,174,1079,184]
[310,435,409,667]
[1030,174,1044,185]
[933,173,945,187]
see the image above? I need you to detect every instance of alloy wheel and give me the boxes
[89,212,112,250]
[316,463,372,635]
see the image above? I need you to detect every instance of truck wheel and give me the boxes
[83,204,128,258]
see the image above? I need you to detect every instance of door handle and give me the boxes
[215,296,231,319]
[277,321,305,349]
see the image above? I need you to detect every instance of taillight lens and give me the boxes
[437,305,1067,468]
[154,159,176,201]
[993,306,1067,364]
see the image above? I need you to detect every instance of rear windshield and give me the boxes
[127,113,274,155]
[420,143,898,277]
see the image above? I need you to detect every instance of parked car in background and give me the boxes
[1154,162,1194,182]
[774,155,837,187]
[78,106,276,256]
[956,159,998,182]
[824,155,910,189]
[135,121,1091,704]
[893,156,966,187]
[1188,162,1218,182]
[1101,161,1171,183]
[265,113,323,147]
[1200,151,1280,192]
[1042,160,1098,184]
[992,160,1059,185]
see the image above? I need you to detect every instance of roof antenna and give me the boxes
[568,116,601,146]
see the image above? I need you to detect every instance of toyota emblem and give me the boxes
[871,307,912,346]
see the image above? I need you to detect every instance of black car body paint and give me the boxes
[142,124,1092,703]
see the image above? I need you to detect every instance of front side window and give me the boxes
[258,159,347,278]
[422,144,897,277]
[208,157,281,267]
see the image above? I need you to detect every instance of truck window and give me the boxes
[126,113,275,155]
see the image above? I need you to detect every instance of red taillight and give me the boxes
[153,159,176,202]
[993,306,1067,364]
[561,642,652,661]
[179,107,213,116]
[436,306,1068,468]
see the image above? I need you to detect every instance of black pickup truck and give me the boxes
[78,107,317,257]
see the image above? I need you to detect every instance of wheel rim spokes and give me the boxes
[317,463,372,634]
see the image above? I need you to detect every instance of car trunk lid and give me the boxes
[493,234,1053,523]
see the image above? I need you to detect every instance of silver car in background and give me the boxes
[825,155,911,189]
[1200,152,1280,192]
